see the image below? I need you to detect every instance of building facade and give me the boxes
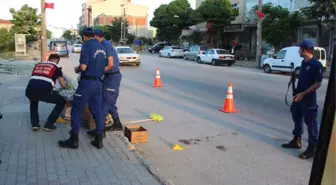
[295,0,334,61]
[192,0,301,59]
[93,14,149,37]
[78,3,87,28]
[79,0,149,37]
[0,20,13,31]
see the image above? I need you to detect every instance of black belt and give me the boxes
[80,75,100,80]
[104,71,120,76]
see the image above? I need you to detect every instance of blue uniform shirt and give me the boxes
[101,39,120,73]
[297,57,323,104]
[80,39,107,78]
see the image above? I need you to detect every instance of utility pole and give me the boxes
[40,0,47,62]
[135,19,138,38]
[123,6,126,43]
[120,4,124,43]
[256,0,262,68]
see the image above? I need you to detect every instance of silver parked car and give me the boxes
[183,44,208,61]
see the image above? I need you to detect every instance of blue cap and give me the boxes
[297,39,314,49]
[94,29,104,37]
[82,27,94,37]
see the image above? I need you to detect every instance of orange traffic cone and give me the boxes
[153,68,163,87]
[220,83,237,113]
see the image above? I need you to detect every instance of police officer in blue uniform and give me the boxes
[282,40,323,159]
[58,27,113,149]
[25,54,67,131]
[86,29,123,137]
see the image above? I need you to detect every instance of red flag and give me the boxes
[45,3,54,9]
[255,10,265,19]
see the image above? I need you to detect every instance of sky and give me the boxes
[0,0,196,29]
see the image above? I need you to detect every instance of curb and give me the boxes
[113,132,175,185]
[234,64,259,69]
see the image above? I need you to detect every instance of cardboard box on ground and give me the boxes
[124,125,148,144]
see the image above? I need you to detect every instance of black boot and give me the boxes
[87,129,106,138]
[91,134,103,149]
[58,131,79,149]
[299,145,315,159]
[108,117,123,132]
[282,136,302,149]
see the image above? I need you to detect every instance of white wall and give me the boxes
[91,0,148,26]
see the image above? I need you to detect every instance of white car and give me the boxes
[72,44,82,53]
[159,46,184,58]
[196,49,235,66]
[115,46,141,66]
[262,46,327,74]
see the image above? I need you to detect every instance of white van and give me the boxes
[262,46,327,74]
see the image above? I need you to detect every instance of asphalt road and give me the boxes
[64,51,329,185]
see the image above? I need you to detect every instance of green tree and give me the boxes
[62,30,73,40]
[0,28,15,52]
[93,25,113,41]
[126,34,135,45]
[109,17,129,42]
[150,0,195,42]
[195,0,238,42]
[301,0,336,21]
[46,29,52,39]
[9,4,40,43]
[254,4,304,51]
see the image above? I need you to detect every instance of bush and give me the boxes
[0,52,15,59]
[0,28,15,52]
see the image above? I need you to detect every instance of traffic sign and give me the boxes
[134,40,142,45]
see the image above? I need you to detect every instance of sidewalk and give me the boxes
[234,60,258,69]
[0,62,161,185]
[234,59,331,78]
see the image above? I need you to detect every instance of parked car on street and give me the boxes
[262,46,327,74]
[72,44,82,53]
[159,46,184,58]
[183,44,208,61]
[148,42,169,53]
[196,49,235,66]
[49,40,69,57]
[116,46,141,66]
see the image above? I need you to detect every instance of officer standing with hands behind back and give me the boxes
[282,40,323,159]
[86,29,123,138]
[58,27,113,149]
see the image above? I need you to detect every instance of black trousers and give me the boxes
[26,89,66,126]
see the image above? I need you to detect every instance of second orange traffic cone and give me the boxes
[153,68,163,87]
[220,83,237,113]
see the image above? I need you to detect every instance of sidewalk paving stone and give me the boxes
[0,63,161,185]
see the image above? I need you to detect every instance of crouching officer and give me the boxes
[25,54,67,131]
[282,40,323,159]
[87,29,122,137]
[58,27,113,149]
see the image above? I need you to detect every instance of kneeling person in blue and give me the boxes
[58,27,113,149]
[87,29,123,137]
[282,40,323,159]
